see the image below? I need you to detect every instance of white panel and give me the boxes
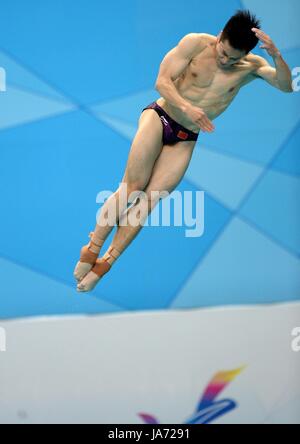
[0,303,299,424]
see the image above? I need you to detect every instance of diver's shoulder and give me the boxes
[245,52,267,67]
[193,33,217,52]
[182,33,216,43]
[197,33,217,44]
[240,53,268,75]
[179,33,216,54]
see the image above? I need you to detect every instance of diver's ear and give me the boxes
[217,30,223,42]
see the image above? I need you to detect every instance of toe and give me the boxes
[77,284,87,292]
[73,261,93,282]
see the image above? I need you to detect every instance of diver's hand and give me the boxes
[252,28,280,58]
[184,104,215,133]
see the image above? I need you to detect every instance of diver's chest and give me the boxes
[187,58,242,93]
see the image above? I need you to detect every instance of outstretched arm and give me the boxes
[251,28,293,93]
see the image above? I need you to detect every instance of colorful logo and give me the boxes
[138,367,245,425]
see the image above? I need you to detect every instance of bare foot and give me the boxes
[77,258,111,292]
[73,233,103,282]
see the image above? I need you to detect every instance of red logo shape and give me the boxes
[177,130,188,140]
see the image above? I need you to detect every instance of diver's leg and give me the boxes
[77,140,196,292]
[73,108,164,282]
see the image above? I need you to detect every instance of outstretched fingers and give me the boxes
[198,115,215,132]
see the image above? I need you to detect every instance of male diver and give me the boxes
[74,10,293,292]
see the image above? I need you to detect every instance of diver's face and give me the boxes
[216,37,246,68]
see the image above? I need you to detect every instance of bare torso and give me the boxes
[156,34,258,133]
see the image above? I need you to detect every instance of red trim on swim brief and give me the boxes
[177,130,189,140]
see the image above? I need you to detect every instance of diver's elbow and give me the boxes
[281,83,294,93]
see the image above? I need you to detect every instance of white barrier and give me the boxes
[0,327,6,352]
[0,302,299,424]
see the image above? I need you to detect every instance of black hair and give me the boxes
[221,10,261,53]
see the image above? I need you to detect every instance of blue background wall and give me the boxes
[0,0,299,318]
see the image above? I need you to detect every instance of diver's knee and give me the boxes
[146,189,169,207]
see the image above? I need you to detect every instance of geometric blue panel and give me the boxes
[171,217,300,309]
[1,0,299,319]
[268,46,300,177]
[136,0,243,86]
[242,0,300,51]
[186,145,263,209]
[0,258,123,320]
[198,75,300,166]
[281,46,300,69]
[90,114,137,141]
[272,122,300,176]
[239,170,300,256]
[0,2,148,105]
[0,0,242,105]
[0,86,75,131]
[0,110,134,310]
[0,51,69,102]
[91,90,160,126]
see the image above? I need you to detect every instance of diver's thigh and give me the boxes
[144,140,196,195]
[121,109,164,190]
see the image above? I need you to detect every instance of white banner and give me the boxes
[0,302,299,424]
